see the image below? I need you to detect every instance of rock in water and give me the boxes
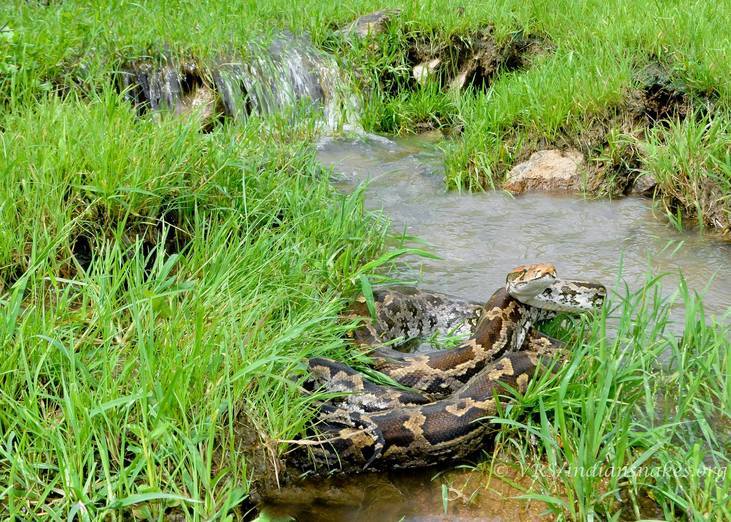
[504,149,586,193]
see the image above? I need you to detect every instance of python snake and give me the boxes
[290,263,606,473]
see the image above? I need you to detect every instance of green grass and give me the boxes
[0,91,391,519]
[486,276,730,520]
[639,114,731,231]
[3,0,728,229]
[0,1,729,520]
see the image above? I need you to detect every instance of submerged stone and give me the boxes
[504,149,586,193]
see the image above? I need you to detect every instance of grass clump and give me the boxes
[639,115,730,231]
[0,91,388,519]
[487,277,730,520]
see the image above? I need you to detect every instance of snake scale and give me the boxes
[289,263,606,474]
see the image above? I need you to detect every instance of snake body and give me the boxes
[368,288,553,395]
[301,351,555,471]
[291,264,606,474]
[347,285,484,346]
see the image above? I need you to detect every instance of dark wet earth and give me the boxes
[262,133,730,521]
[261,467,549,521]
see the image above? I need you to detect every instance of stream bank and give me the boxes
[256,133,730,520]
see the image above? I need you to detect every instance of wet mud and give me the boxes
[260,467,551,522]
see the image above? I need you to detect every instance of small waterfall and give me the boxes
[120,33,360,132]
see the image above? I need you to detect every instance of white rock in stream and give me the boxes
[504,149,586,193]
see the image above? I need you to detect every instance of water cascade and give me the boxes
[120,33,360,131]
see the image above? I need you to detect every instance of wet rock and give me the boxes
[631,173,658,197]
[413,58,441,85]
[338,10,400,38]
[504,149,586,193]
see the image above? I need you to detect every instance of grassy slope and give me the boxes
[0,93,388,518]
[0,1,729,520]
[2,0,729,229]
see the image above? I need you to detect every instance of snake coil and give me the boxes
[290,263,606,473]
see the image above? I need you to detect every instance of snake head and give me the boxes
[538,280,607,312]
[506,263,558,301]
[507,263,606,312]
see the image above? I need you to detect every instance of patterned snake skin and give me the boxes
[290,264,606,473]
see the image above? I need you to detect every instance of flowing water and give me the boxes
[319,133,731,320]
[211,33,359,130]
[121,32,359,130]
[260,133,730,521]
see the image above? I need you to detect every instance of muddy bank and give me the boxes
[259,467,550,521]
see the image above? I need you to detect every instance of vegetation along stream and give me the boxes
[1,1,729,521]
[256,133,731,521]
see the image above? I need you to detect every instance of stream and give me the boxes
[320,133,731,319]
[261,132,730,521]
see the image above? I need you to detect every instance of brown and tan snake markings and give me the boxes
[291,263,606,474]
